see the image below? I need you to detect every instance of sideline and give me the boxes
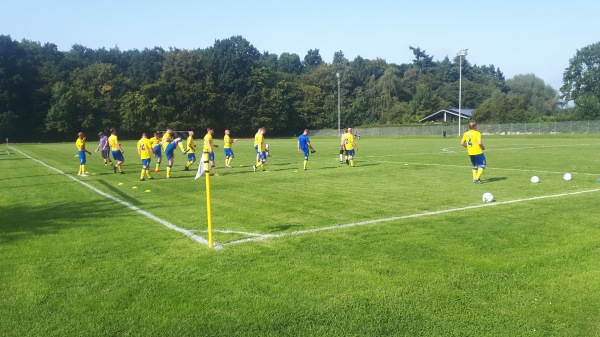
[10,146,209,246]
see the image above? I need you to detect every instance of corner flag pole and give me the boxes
[195,152,213,248]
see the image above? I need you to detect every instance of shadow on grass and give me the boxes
[0,199,134,243]
[96,179,141,205]
[486,177,508,183]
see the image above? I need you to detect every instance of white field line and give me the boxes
[10,146,209,246]
[218,188,600,248]
[370,160,600,176]
[363,143,595,159]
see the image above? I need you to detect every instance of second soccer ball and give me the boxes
[531,176,540,183]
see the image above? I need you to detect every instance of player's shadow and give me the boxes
[0,199,134,243]
[96,179,141,205]
[486,177,507,183]
[267,224,303,232]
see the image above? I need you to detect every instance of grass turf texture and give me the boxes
[1,135,600,336]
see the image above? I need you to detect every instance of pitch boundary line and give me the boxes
[216,188,600,249]
[10,146,209,246]
[363,143,595,159]
[369,160,600,176]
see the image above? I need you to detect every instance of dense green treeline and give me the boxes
[1,34,597,141]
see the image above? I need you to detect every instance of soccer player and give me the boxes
[76,132,91,176]
[203,128,219,175]
[342,127,357,167]
[150,131,162,172]
[253,127,267,172]
[96,132,112,167]
[339,127,348,164]
[297,129,314,170]
[184,131,196,171]
[108,128,125,174]
[137,132,153,181]
[163,136,184,179]
[223,129,237,168]
[460,121,486,184]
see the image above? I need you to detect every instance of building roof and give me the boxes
[419,108,474,123]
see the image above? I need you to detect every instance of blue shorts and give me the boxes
[142,158,151,168]
[165,142,176,160]
[254,145,259,154]
[153,145,162,158]
[224,148,234,157]
[112,150,124,161]
[346,149,355,157]
[78,151,86,165]
[203,152,214,161]
[301,148,309,158]
[469,153,486,168]
[259,151,266,162]
[188,153,196,162]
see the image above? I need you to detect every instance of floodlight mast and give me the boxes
[336,72,341,136]
[457,49,468,137]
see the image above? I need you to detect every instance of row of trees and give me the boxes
[1,34,597,141]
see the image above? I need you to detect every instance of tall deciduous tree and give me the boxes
[561,41,600,118]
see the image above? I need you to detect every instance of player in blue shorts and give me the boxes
[297,129,315,170]
[164,136,184,178]
[150,132,162,172]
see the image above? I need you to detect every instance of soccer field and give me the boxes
[1,135,600,336]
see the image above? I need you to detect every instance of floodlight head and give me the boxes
[458,49,468,56]
[336,72,340,78]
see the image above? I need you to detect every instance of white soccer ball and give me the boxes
[482,192,494,203]
[563,173,572,181]
[531,176,540,183]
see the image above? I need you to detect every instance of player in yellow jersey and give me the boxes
[253,127,267,172]
[76,132,91,176]
[203,128,219,175]
[223,129,237,168]
[162,127,185,178]
[461,122,486,184]
[342,127,357,167]
[149,131,162,172]
[108,128,125,174]
[184,131,196,171]
[137,132,154,181]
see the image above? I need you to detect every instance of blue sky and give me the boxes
[2,0,599,90]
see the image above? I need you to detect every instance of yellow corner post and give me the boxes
[204,152,213,248]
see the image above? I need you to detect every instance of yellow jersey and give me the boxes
[161,133,172,151]
[203,133,214,153]
[224,134,233,149]
[137,137,152,159]
[149,136,160,149]
[461,130,483,155]
[76,137,86,151]
[108,135,120,151]
[254,132,265,152]
[343,133,355,151]
[186,136,195,153]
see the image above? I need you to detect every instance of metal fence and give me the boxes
[309,121,600,137]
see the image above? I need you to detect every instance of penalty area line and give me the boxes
[218,188,600,248]
[10,146,209,246]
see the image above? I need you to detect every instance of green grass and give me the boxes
[1,135,600,336]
